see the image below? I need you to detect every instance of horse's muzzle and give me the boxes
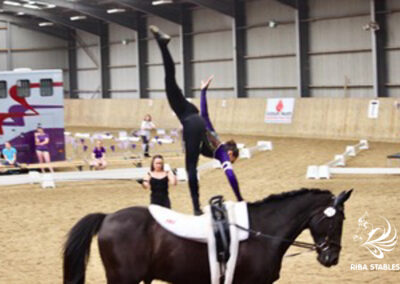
[318,250,339,267]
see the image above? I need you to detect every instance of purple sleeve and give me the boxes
[215,145,244,201]
[200,88,215,132]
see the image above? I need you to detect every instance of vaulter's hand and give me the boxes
[201,75,214,90]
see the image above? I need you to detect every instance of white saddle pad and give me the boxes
[149,201,249,243]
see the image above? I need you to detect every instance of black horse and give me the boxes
[63,188,352,284]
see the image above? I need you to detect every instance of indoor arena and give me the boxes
[0,0,399,283]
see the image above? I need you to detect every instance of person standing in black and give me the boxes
[141,155,177,208]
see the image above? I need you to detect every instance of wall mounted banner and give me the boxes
[368,100,379,119]
[265,98,295,124]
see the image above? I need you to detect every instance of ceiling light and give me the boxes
[39,22,54,27]
[34,0,53,5]
[363,21,380,31]
[23,4,41,9]
[20,1,56,9]
[268,20,277,28]
[107,8,126,14]
[70,15,87,21]
[152,0,173,6]
[4,1,22,6]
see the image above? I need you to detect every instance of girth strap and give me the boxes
[210,196,231,277]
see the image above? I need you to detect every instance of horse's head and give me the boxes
[308,189,353,267]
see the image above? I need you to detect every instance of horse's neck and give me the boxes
[250,193,331,253]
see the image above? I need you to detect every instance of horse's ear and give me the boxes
[334,189,353,207]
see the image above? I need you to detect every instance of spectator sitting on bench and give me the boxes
[90,140,107,170]
[1,142,19,167]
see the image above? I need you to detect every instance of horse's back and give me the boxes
[98,206,153,244]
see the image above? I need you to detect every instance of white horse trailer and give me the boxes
[0,69,65,164]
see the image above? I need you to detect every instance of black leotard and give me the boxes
[149,173,171,208]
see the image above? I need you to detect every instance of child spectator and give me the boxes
[90,140,107,170]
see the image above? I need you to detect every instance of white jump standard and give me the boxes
[306,140,400,179]
[239,141,273,159]
[307,140,369,179]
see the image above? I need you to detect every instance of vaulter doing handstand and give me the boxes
[150,26,244,215]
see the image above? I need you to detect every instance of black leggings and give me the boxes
[157,40,211,211]
[141,136,149,156]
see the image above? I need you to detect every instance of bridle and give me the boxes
[312,206,344,254]
[232,204,345,256]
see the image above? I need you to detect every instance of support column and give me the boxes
[295,0,310,97]
[371,0,388,97]
[180,5,193,98]
[136,14,148,98]
[6,21,12,70]
[99,22,110,99]
[68,30,78,99]
[233,0,246,98]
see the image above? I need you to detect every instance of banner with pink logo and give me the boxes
[264,98,295,124]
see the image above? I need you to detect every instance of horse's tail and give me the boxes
[63,213,106,284]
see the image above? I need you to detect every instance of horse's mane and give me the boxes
[249,188,333,207]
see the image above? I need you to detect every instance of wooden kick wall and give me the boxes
[65,98,400,142]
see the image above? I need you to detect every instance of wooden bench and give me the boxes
[0,164,26,173]
[387,152,400,166]
[1,158,142,173]
[25,160,86,171]
[90,158,143,168]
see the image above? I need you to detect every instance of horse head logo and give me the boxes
[353,212,398,259]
